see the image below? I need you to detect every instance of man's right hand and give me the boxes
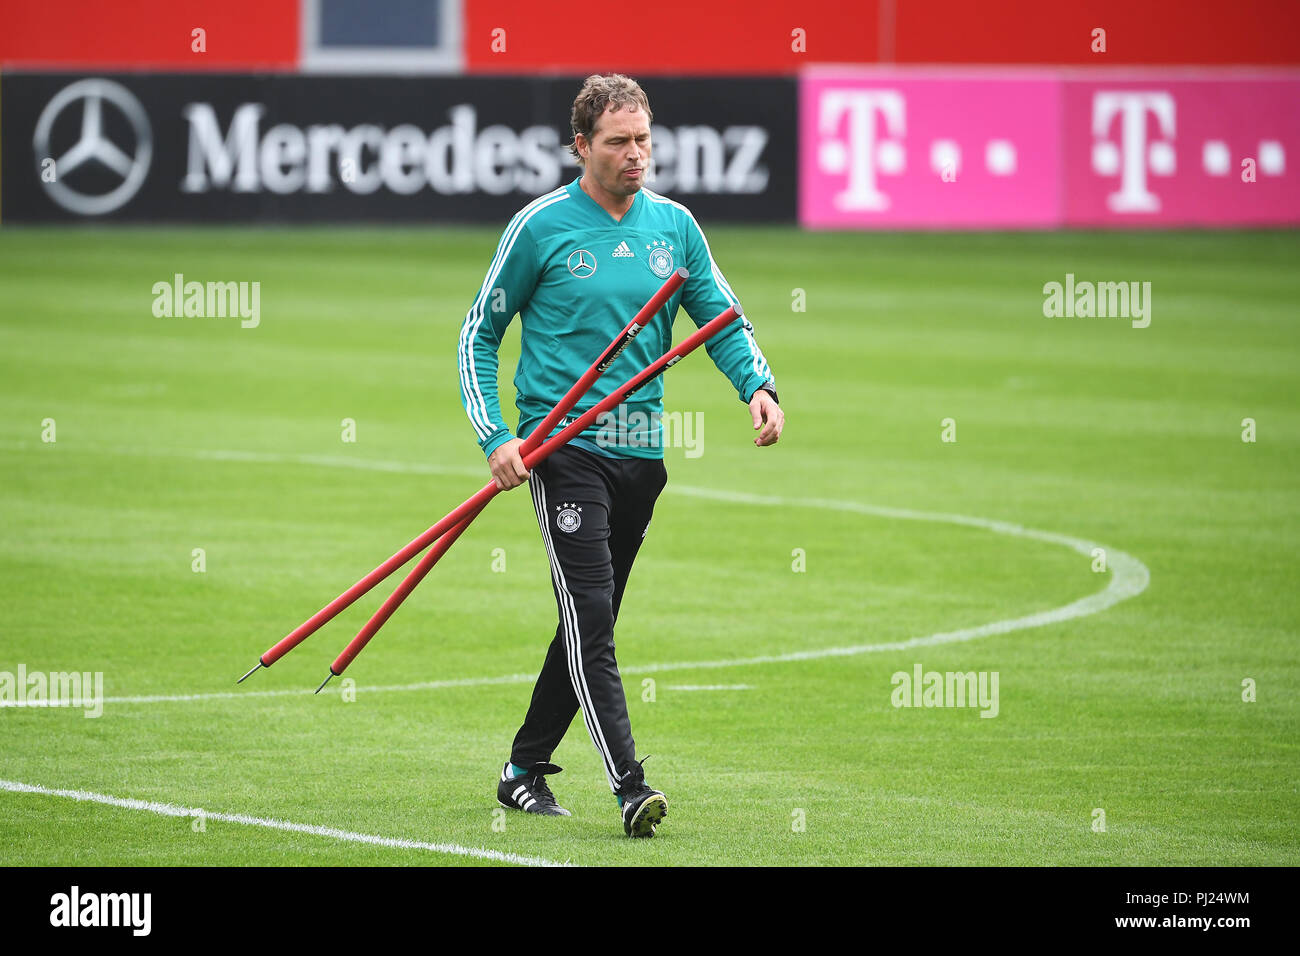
[488,437,530,491]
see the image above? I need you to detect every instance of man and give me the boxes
[458,73,783,838]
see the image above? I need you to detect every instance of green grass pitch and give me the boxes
[0,225,1296,866]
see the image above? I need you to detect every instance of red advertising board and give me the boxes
[0,0,299,71]
[464,0,1298,74]
[893,0,1300,67]
[3,0,1294,74]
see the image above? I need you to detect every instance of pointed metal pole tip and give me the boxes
[314,672,335,695]
[237,661,264,684]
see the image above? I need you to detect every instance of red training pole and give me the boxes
[239,268,687,681]
[323,303,744,682]
[313,504,482,692]
[519,265,688,460]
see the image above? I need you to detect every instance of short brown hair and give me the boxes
[568,73,653,164]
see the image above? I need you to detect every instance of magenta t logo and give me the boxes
[815,89,906,212]
[1091,91,1176,213]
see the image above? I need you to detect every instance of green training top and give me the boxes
[457,177,775,460]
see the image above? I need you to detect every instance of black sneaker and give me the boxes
[497,762,571,817]
[616,757,667,838]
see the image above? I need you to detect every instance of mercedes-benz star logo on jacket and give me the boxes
[567,249,597,278]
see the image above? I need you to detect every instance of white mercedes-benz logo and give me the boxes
[567,249,597,278]
[33,78,152,216]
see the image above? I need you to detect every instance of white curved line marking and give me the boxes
[0,445,1149,702]
[643,484,1152,670]
[0,779,567,867]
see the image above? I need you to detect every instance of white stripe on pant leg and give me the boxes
[532,473,621,789]
[536,475,622,788]
[530,473,590,752]
[532,474,620,788]
[530,474,614,784]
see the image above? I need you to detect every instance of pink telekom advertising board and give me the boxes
[800,67,1300,229]
[799,69,1062,228]
[1063,77,1300,226]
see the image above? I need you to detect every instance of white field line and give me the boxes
[663,684,754,691]
[0,779,568,867]
[0,674,541,708]
[0,446,1150,706]
[0,440,485,480]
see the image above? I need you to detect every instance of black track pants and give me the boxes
[510,445,667,790]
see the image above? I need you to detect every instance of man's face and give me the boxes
[579,105,651,198]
